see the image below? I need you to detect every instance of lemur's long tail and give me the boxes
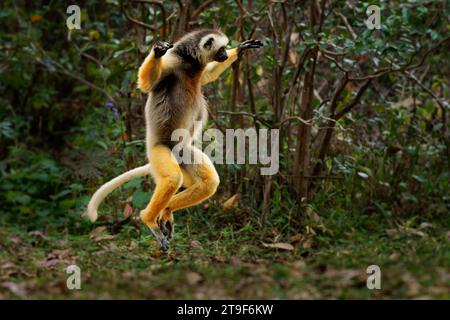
[87,164,152,222]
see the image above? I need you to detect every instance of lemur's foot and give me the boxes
[164,220,174,241]
[158,217,169,237]
[162,209,174,241]
[158,216,174,241]
[154,41,173,58]
[140,210,170,252]
[150,226,170,252]
[159,238,170,252]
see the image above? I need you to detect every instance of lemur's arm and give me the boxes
[201,48,239,85]
[137,41,174,93]
[201,40,263,85]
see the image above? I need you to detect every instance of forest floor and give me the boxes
[0,208,449,299]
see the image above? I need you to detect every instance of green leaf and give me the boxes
[123,177,143,190]
[132,189,151,208]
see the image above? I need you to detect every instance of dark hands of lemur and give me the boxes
[154,41,174,58]
[238,39,263,58]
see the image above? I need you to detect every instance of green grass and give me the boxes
[0,205,448,299]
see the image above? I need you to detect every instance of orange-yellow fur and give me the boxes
[137,46,236,233]
[201,48,238,85]
[139,145,182,229]
[86,31,262,252]
[137,48,239,93]
[137,50,163,93]
[141,145,220,230]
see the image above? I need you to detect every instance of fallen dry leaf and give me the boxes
[289,234,305,244]
[212,256,225,263]
[189,240,202,249]
[10,235,22,245]
[1,282,27,297]
[262,242,294,251]
[323,268,363,286]
[89,226,114,242]
[123,203,133,218]
[305,225,317,236]
[302,238,314,249]
[403,227,428,238]
[386,229,397,236]
[223,194,238,209]
[0,262,17,281]
[229,256,241,265]
[389,252,400,262]
[38,249,72,268]
[306,208,321,224]
[93,235,115,242]
[419,222,433,230]
[89,226,107,238]
[186,272,202,285]
[28,230,49,241]
[39,257,60,268]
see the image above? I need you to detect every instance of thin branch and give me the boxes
[278,116,313,127]
[191,0,216,20]
[217,110,272,127]
[132,0,167,37]
[34,44,117,103]
[333,10,357,40]
[334,79,372,120]
[350,36,450,81]
[121,0,156,31]
[322,36,450,82]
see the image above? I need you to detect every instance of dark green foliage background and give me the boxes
[0,0,448,299]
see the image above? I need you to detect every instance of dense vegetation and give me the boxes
[0,0,448,299]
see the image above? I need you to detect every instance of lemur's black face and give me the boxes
[214,47,228,62]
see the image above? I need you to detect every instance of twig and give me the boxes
[278,116,313,127]
[191,0,216,20]
[334,79,372,120]
[217,110,272,127]
[333,10,357,40]
[132,0,167,37]
[33,44,117,103]
[121,0,156,31]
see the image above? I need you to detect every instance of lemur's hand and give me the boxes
[238,39,263,58]
[153,41,173,58]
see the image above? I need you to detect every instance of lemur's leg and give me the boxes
[140,144,182,251]
[162,147,219,226]
[158,167,194,240]
[180,167,195,188]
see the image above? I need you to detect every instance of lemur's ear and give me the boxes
[203,37,214,50]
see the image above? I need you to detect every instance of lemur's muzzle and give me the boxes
[214,47,228,62]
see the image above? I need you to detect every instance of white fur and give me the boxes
[213,34,229,49]
[199,33,229,60]
[86,164,152,222]
[88,32,223,223]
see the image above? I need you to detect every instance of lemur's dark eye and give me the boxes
[204,37,214,49]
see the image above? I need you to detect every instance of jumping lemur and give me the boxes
[87,29,263,251]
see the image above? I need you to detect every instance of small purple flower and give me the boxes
[104,101,120,119]
[105,101,115,109]
[88,130,96,139]
[112,108,120,119]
